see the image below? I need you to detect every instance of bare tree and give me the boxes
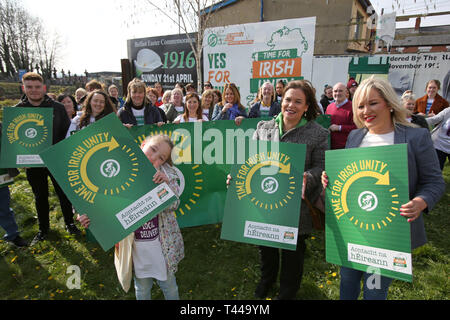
[0,0,61,80]
[126,0,220,92]
[34,22,61,80]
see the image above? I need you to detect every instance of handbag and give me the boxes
[304,189,325,231]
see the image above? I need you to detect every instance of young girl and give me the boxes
[173,93,209,123]
[77,134,184,300]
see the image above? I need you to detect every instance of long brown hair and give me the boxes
[80,90,117,128]
[183,93,202,122]
[222,83,246,111]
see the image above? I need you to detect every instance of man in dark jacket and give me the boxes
[15,72,79,245]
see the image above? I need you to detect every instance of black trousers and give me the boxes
[26,167,74,232]
[436,149,449,170]
[258,234,308,299]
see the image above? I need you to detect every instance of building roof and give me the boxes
[392,24,450,47]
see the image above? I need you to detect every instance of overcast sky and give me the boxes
[21,0,450,74]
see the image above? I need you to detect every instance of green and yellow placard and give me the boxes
[40,113,177,251]
[325,144,412,282]
[0,107,53,167]
[220,141,306,251]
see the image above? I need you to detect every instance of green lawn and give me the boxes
[0,165,448,300]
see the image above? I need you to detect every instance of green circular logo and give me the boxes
[208,33,218,47]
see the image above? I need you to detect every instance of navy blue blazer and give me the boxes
[346,124,445,249]
[248,101,281,118]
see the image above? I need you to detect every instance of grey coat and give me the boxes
[346,124,445,249]
[253,119,329,235]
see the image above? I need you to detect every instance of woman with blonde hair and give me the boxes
[201,89,216,120]
[401,92,428,128]
[248,82,281,118]
[161,87,184,123]
[117,78,162,127]
[322,76,445,300]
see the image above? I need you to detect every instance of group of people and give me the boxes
[0,71,447,301]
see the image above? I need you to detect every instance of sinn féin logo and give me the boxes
[329,159,401,231]
[25,128,38,139]
[100,159,120,178]
[67,133,139,204]
[261,177,279,194]
[234,151,297,211]
[358,191,378,212]
[6,113,49,148]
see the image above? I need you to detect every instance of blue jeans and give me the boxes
[134,273,179,300]
[0,186,20,241]
[340,266,393,300]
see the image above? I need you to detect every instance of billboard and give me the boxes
[203,17,316,108]
[127,33,198,90]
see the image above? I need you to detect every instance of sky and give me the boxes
[21,0,450,74]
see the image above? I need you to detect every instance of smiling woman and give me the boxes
[66,90,116,137]
[250,80,328,300]
[322,76,446,300]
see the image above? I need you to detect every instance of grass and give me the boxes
[0,165,448,300]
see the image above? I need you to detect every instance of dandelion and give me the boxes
[311,236,316,240]
[332,272,337,277]
[326,280,332,285]
[319,284,324,289]
[34,285,39,289]
[50,293,55,298]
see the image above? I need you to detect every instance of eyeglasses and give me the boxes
[225,83,237,88]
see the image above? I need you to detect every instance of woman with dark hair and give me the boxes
[320,85,334,113]
[147,87,167,123]
[173,93,208,123]
[154,82,164,107]
[227,80,328,299]
[414,79,449,116]
[66,90,116,137]
[211,83,247,121]
[57,94,78,119]
[212,89,222,106]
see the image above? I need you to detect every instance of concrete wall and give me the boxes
[206,0,371,55]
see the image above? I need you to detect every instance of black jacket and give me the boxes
[248,101,281,118]
[411,114,429,129]
[14,94,70,144]
[117,102,163,125]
